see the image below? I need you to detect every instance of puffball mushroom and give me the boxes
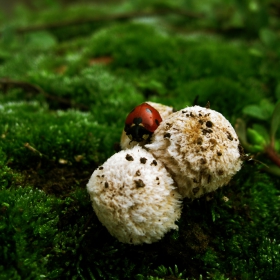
[145,106,243,199]
[87,146,182,244]
[120,101,174,150]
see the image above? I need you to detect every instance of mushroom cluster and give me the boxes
[87,146,182,244]
[87,102,243,244]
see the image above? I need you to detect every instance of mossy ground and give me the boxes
[1,1,280,279]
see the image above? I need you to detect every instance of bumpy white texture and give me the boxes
[145,106,243,199]
[87,146,182,244]
[120,102,174,150]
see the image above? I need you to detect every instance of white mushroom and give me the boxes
[145,105,243,198]
[120,101,174,150]
[87,146,182,244]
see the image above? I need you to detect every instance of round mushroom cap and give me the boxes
[87,146,182,244]
[145,106,243,199]
[120,101,174,150]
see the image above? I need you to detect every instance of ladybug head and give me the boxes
[125,117,152,142]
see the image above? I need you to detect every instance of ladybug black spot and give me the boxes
[140,157,147,164]
[126,154,134,161]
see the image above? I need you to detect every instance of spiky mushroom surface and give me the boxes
[145,106,243,198]
[87,146,182,244]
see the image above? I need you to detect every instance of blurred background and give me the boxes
[0,0,278,44]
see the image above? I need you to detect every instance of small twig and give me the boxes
[265,145,280,168]
[0,78,43,93]
[0,78,89,110]
[24,142,43,156]
[23,142,57,169]
[24,142,47,169]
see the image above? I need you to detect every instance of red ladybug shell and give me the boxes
[124,103,162,142]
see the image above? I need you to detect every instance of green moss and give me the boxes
[174,76,265,120]
[0,185,62,279]
[0,102,114,167]
[28,65,144,119]
[201,168,280,279]
[178,42,261,79]
[85,23,178,71]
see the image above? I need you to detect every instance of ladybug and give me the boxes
[124,103,162,142]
